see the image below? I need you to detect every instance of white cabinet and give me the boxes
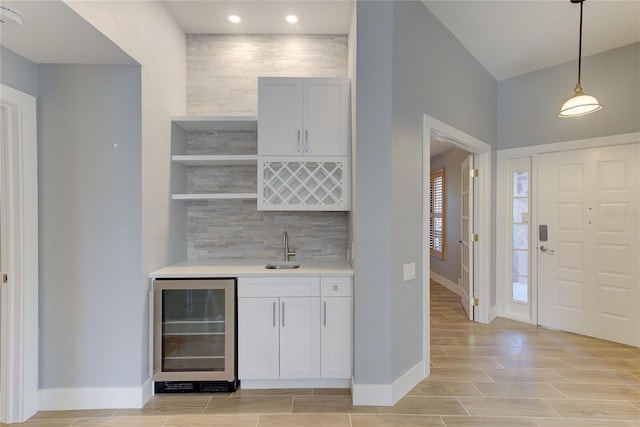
[237,275,352,386]
[279,297,320,379]
[238,276,320,381]
[237,297,280,379]
[320,277,352,379]
[258,77,349,157]
[257,77,351,211]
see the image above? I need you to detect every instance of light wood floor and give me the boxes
[11,281,640,426]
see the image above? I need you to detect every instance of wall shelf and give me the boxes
[173,116,257,132]
[172,193,258,201]
[172,155,258,166]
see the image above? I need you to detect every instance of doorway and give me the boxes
[537,144,639,346]
[0,84,39,423]
[422,115,492,373]
[497,133,640,347]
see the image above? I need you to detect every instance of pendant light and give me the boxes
[557,0,603,118]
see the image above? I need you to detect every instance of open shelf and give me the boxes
[172,193,258,201]
[172,116,257,132]
[172,155,258,166]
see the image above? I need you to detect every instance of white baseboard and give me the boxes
[430,272,461,296]
[141,377,153,405]
[488,305,499,323]
[39,384,149,410]
[352,361,424,406]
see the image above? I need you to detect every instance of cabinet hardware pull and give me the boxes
[273,301,276,327]
[297,130,301,153]
[305,130,309,153]
[323,301,327,327]
[282,301,285,327]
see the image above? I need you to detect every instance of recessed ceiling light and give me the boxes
[286,15,299,24]
[228,15,241,24]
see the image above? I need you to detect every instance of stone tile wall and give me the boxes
[187,34,348,115]
[185,35,348,260]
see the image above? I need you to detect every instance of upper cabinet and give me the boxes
[258,77,349,157]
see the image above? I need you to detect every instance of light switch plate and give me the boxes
[403,263,416,281]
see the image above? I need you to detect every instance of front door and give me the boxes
[460,154,474,320]
[537,143,639,346]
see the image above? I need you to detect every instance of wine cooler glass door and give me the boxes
[154,279,235,381]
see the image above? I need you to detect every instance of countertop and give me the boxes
[150,258,354,279]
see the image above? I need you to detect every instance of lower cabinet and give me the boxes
[238,276,352,385]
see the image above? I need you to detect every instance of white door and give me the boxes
[321,297,352,379]
[279,297,320,379]
[0,85,38,423]
[0,104,5,419]
[237,297,280,379]
[460,154,474,320]
[258,77,303,156]
[303,78,349,156]
[538,144,640,347]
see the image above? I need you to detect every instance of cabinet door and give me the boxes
[279,297,321,379]
[238,297,280,379]
[258,77,303,156]
[321,297,352,379]
[303,78,349,157]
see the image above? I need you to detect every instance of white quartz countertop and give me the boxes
[150,259,354,278]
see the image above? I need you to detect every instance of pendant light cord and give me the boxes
[577,0,583,85]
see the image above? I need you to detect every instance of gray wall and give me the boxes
[498,42,640,149]
[354,0,394,383]
[0,46,38,96]
[185,35,349,260]
[430,147,470,285]
[38,64,142,388]
[354,0,497,385]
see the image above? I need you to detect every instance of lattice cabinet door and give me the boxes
[258,157,350,211]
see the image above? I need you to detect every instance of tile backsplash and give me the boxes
[184,33,349,260]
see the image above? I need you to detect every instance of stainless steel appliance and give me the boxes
[153,278,237,392]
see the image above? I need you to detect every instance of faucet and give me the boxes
[283,231,296,262]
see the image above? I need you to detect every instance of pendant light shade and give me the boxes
[557,0,603,118]
[558,83,603,117]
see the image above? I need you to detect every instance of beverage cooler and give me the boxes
[153,278,237,392]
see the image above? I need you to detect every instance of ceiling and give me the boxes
[0,1,136,65]
[1,1,638,80]
[422,0,640,81]
[3,0,636,157]
[163,1,354,35]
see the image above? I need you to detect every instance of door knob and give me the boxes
[540,245,555,254]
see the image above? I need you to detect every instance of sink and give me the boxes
[265,261,301,270]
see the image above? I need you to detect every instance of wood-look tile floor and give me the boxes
[11,281,640,426]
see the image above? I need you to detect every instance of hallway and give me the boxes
[13,282,640,426]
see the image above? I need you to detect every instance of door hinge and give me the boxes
[470,168,479,178]
[473,298,479,306]
[470,233,479,242]
[2,274,7,284]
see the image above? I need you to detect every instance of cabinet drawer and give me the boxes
[239,277,320,297]
[320,277,352,297]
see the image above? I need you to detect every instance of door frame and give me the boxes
[0,84,39,423]
[496,132,640,324]
[422,115,492,375]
